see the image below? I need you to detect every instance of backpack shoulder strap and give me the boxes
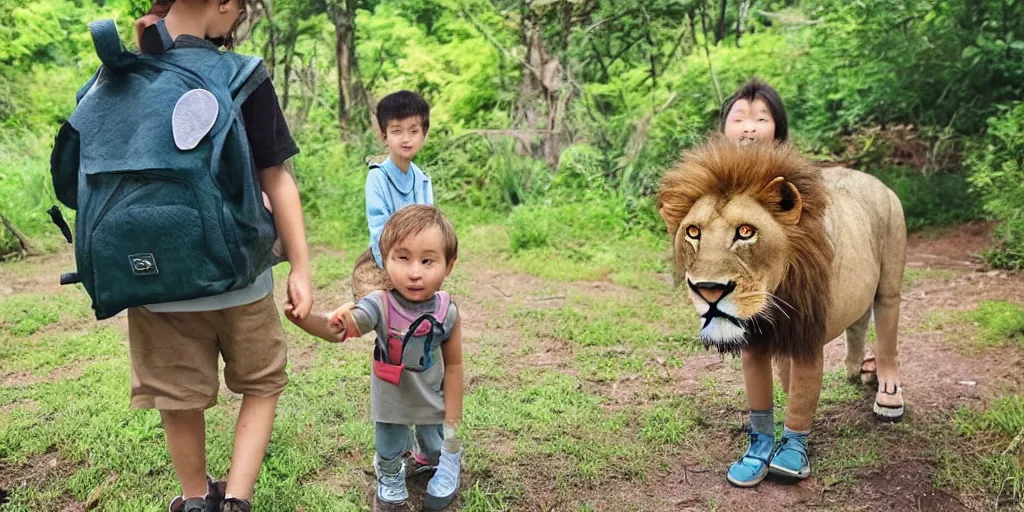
[374,289,391,333]
[229,55,268,109]
[433,291,452,323]
[88,19,133,71]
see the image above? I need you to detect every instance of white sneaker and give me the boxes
[374,456,408,504]
[424,447,461,510]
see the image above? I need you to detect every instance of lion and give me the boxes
[657,136,906,484]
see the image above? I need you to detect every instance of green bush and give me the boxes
[966,102,1024,269]
[421,135,547,210]
[507,197,631,253]
[869,166,983,231]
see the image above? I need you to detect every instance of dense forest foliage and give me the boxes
[2,0,1024,268]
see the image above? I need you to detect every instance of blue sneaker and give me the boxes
[424,447,461,510]
[768,430,811,480]
[726,431,774,488]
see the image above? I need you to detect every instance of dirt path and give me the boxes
[1,222,1022,511]
[443,222,1024,511]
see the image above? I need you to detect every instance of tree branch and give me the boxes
[0,212,36,258]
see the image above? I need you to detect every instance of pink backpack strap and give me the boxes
[376,289,390,331]
[433,291,451,323]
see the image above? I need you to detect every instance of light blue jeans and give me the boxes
[375,422,444,475]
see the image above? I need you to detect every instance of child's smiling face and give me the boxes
[383,116,427,165]
[385,225,453,302]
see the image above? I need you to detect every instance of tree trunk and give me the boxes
[281,25,297,111]
[511,1,580,167]
[714,0,728,44]
[259,0,277,80]
[700,1,724,104]
[737,0,752,47]
[330,1,368,139]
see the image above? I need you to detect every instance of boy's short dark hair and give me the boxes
[379,205,458,266]
[719,79,788,142]
[375,91,431,133]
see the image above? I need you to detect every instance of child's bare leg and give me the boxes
[727,348,775,488]
[161,409,208,498]
[225,393,281,500]
[742,348,773,410]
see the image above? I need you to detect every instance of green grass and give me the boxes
[639,398,703,445]
[460,481,519,512]
[0,289,92,336]
[310,252,354,291]
[459,198,671,291]
[0,336,376,511]
[3,214,1023,509]
[0,327,123,375]
[815,426,883,486]
[903,267,961,287]
[513,292,699,350]
[922,300,1024,354]
[942,396,1024,506]
[964,301,1024,349]
[465,371,651,488]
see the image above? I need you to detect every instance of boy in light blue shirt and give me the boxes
[352,90,434,300]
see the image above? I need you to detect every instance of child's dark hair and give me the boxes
[134,0,256,49]
[719,79,788,142]
[379,205,457,266]
[375,91,431,134]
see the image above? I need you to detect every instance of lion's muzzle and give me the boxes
[686,277,749,352]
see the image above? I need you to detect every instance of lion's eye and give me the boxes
[736,224,757,240]
[686,225,701,239]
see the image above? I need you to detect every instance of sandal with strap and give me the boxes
[726,431,775,488]
[768,431,811,480]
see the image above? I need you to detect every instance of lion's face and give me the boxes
[674,192,799,350]
[659,137,833,358]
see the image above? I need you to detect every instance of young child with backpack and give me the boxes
[351,90,434,301]
[290,205,464,511]
[49,1,312,510]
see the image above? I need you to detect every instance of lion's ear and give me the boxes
[762,176,803,225]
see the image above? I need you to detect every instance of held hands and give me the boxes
[328,302,356,337]
[284,269,313,322]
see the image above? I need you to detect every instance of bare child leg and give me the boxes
[727,349,776,487]
[161,409,209,498]
[225,394,281,499]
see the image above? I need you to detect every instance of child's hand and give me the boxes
[328,302,355,334]
[284,270,313,321]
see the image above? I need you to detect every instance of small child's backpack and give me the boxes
[372,290,452,385]
[49,20,276,319]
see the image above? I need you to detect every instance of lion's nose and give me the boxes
[688,280,736,304]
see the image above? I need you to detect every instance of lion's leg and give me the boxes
[742,348,773,410]
[872,206,906,421]
[775,357,791,395]
[872,287,904,420]
[844,308,872,382]
[783,349,824,432]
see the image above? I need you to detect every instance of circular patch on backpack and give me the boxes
[172,89,219,151]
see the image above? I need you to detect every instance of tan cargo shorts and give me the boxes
[126,293,288,410]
